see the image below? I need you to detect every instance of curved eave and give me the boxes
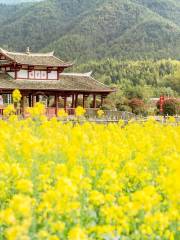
[15,62,74,68]
[59,62,74,68]
[108,88,116,93]
[0,62,74,68]
[0,87,114,93]
[0,48,73,68]
[17,62,73,68]
[0,70,115,93]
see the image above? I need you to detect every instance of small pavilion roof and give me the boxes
[0,72,114,93]
[0,48,72,68]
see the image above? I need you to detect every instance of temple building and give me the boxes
[0,47,114,116]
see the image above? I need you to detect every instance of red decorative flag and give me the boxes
[159,96,165,113]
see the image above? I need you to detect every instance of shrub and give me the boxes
[116,104,132,113]
[101,98,116,110]
[157,98,179,116]
[128,98,146,115]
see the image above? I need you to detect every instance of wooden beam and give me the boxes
[28,66,34,72]
[28,94,32,107]
[58,67,64,74]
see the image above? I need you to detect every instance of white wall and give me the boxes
[48,71,58,80]
[29,70,47,79]
[17,70,28,79]
[35,70,41,79]
[7,70,58,80]
[40,71,47,79]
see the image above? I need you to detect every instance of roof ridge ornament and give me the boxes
[26,47,30,55]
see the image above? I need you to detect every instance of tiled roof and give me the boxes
[0,48,72,67]
[0,73,114,93]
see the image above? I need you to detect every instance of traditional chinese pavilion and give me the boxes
[0,47,114,116]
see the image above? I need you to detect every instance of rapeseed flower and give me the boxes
[97,109,104,118]
[68,226,88,240]
[12,89,22,103]
[0,115,179,239]
[58,109,68,119]
[3,104,16,117]
[75,106,86,117]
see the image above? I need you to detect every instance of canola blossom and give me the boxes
[75,106,86,117]
[97,110,104,118]
[12,89,22,103]
[0,116,179,240]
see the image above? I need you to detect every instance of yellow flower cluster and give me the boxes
[58,109,68,119]
[3,104,16,117]
[12,89,22,103]
[75,106,86,117]
[0,117,179,239]
[97,109,104,118]
[27,102,45,119]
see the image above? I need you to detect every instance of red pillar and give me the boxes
[28,94,32,107]
[32,95,36,107]
[55,94,58,116]
[83,94,85,108]
[64,96,67,111]
[36,95,39,102]
[71,94,75,108]
[75,93,78,108]
[93,94,96,109]
[47,96,50,108]
[21,95,25,117]
[100,95,104,107]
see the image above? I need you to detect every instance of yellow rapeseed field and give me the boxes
[0,109,179,239]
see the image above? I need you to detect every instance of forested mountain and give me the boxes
[0,0,179,62]
[74,59,180,97]
[0,0,41,4]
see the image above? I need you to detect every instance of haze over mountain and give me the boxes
[0,0,179,62]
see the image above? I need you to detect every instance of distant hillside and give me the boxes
[0,0,179,62]
[75,59,180,100]
[0,0,41,4]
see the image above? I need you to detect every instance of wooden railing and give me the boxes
[0,106,136,121]
[85,109,136,120]
[44,108,136,121]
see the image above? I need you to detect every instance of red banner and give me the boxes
[159,96,165,113]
